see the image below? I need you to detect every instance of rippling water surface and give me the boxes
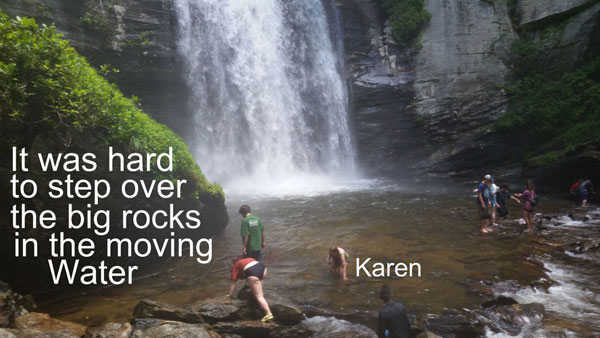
[40,181,600,336]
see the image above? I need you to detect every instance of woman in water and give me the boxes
[328,246,349,280]
[228,257,273,322]
[513,179,536,233]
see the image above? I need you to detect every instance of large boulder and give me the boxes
[86,322,132,338]
[130,318,219,338]
[270,303,304,325]
[192,297,255,324]
[0,328,79,338]
[133,299,204,323]
[13,312,86,337]
[424,315,484,338]
[477,302,545,336]
[212,321,311,338]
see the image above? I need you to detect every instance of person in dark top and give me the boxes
[496,184,521,224]
[377,285,410,338]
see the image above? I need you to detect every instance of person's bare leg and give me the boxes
[491,206,497,226]
[341,262,348,280]
[247,277,271,315]
[523,210,532,232]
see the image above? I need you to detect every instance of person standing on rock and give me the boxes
[228,257,274,322]
[476,175,493,233]
[512,179,536,233]
[377,285,411,338]
[239,205,265,260]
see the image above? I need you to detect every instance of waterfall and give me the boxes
[175,0,357,195]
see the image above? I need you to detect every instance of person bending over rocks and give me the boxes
[228,257,274,322]
[328,246,349,280]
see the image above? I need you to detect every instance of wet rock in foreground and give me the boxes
[130,318,219,338]
[424,314,484,338]
[133,299,205,323]
[14,312,87,337]
[86,322,132,338]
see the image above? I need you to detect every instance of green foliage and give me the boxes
[123,31,155,49]
[382,0,431,48]
[509,38,546,77]
[497,58,600,167]
[0,13,223,199]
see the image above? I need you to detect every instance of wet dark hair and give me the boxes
[239,204,251,215]
[329,247,343,267]
[380,285,392,303]
[500,183,509,189]
[525,179,535,191]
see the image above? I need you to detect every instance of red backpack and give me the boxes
[570,181,580,192]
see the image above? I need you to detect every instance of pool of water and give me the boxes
[38,181,600,336]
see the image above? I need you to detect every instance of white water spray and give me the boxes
[175,0,358,195]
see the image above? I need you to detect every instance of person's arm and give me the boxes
[478,192,485,208]
[242,236,248,255]
[228,279,238,297]
[510,195,521,203]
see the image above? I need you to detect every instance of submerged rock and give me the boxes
[130,318,219,338]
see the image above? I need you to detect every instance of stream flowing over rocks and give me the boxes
[2,205,599,337]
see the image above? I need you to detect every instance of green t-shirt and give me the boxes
[240,214,264,252]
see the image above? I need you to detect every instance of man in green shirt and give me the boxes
[239,204,265,260]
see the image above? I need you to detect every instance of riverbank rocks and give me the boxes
[130,318,219,338]
[86,322,132,338]
[476,299,545,336]
[424,315,484,338]
[14,312,87,337]
[133,299,205,323]
[0,281,28,328]
[212,321,311,338]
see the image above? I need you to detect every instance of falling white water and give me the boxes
[175,0,359,196]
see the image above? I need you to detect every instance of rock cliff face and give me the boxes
[1,0,190,136]
[3,0,599,177]
[341,0,429,175]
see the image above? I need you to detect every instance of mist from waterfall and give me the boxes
[175,0,360,196]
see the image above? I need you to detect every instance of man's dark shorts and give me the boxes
[478,207,491,220]
[244,250,262,260]
[498,206,508,217]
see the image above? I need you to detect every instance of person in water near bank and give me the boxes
[489,179,499,226]
[496,183,521,224]
[513,179,537,233]
[476,175,493,233]
[377,285,411,338]
[328,246,350,280]
[239,205,265,260]
[228,257,274,322]
[571,179,594,207]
